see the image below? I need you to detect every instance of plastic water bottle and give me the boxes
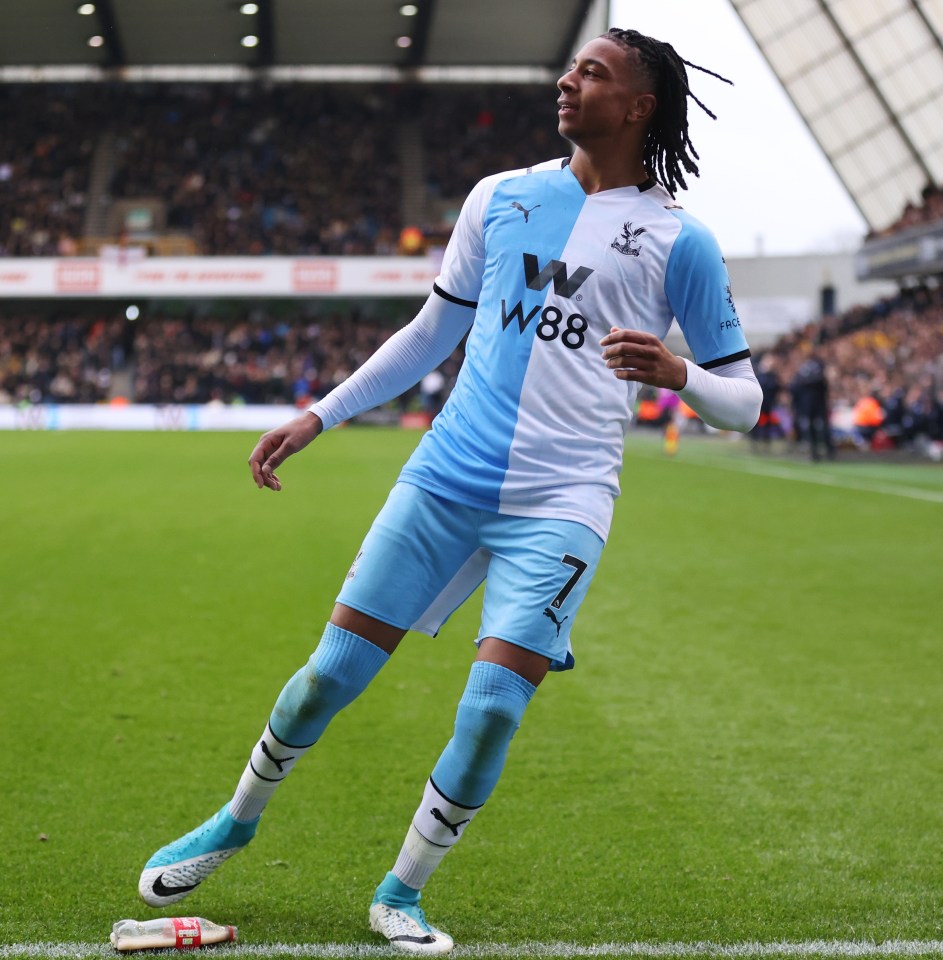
[110,917,238,951]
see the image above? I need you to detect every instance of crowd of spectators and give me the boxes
[2,284,942,457]
[866,183,943,240]
[3,80,943,257]
[0,307,464,413]
[420,86,556,201]
[754,284,943,453]
[0,86,109,257]
[0,81,561,258]
[108,84,404,256]
[131,310,406,406]
[0,311,124,404]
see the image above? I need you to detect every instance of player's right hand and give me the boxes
[248,412,323,491]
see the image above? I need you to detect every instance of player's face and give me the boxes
[556,37,655,143]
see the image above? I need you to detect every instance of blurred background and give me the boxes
[1,0,941,460]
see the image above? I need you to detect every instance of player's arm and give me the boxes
[305,165,490,435]
[248,292,474,491]
[249,177,490,491]
[638,210,762,432]
[308,293,473,433]
[675,355,760,431]
[600,329,760,431]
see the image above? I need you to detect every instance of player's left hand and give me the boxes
[600,327,688,390]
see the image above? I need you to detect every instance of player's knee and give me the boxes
[453,701,519,760]
[453,661,536,756]
[269,624,389,746]
[298,651,363,714]
[270,655,362,741]
[432,662,537,807]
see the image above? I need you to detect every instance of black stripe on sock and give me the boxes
[248,760,286,784]
[412,822,451,849]
[265,724,316,750]
[429,776,483,811]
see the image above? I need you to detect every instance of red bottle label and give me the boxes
[172,917,203,949]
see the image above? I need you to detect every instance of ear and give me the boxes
[626,92,657,124]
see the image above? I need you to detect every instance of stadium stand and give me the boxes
[867,184,943,240]
[0,86,106,256]
[0,82,556,258]
[2,281,939,453]
[756,284,943,452]
[107,84,404,256]
[9,82,943,257]
[0,77,940,457]
[0,307,464,412]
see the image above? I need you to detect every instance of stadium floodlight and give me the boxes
[241,34,259,47]
[87,35,105,47]
[77,3,96,14]
[239,3,259,13]
[399,4,419,15]
[395,35,412,48]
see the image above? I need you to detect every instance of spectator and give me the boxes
[751,354,783,447]
[759,283,943,454]
[790,349,834,461]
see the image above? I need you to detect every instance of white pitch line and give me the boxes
[3,941,943,959]
[632,446,943,504]
[717,460,943,504]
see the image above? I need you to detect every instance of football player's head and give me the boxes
[603,28,732,196]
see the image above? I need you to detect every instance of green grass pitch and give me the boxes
[1,428,941,957]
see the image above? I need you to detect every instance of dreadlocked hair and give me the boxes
[605,28,732,196]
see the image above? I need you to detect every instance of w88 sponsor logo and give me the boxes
[500,299,588,350]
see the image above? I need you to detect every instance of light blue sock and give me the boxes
[431,660,536,807]
[373,870,421,909]
[230,623,390,823]
[376,661,537,901]
[270,622,389,746]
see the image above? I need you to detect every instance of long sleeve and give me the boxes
[309,293,474,431]
[677,357,762,432]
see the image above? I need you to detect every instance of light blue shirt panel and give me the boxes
[400,169,587,509]
[664,209,749,365]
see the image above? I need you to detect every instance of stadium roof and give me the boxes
[729,0,943,232]
[0,0,597,80]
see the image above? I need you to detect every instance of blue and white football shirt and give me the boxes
[399,158,750,540]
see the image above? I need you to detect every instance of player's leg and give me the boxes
[138,607,404,907]
[370,515,603,954]
[138,482,480,908]
[229,606,403,822]
[369,639,546,955]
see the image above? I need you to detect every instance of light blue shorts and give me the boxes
[336,481,604,671]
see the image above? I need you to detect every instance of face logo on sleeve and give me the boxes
[610,221,646,257]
